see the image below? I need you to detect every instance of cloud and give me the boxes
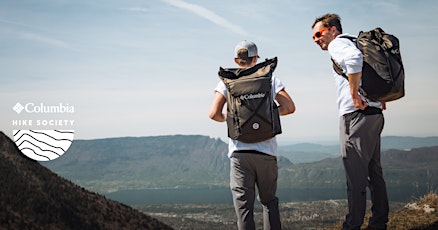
[162,0,250,36]
[19,32,70,49]
[369,1,404,16]
[0,18,78,51]
[123,7,150,13]
[0,18,42,30]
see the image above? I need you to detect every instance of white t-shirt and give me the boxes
[328,34,382,116]
[214,76,285,157]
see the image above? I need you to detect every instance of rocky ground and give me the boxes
[135,199,407,229]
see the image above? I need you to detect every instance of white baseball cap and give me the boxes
[234,40,259,58]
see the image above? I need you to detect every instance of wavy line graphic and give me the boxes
[13,130,74,161]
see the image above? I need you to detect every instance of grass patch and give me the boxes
[324,192,438,229]
[387,192,438,229]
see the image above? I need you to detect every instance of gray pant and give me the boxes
[340,112,389,230]
[230,151,281,230]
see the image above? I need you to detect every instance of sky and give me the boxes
[1,0,438,145]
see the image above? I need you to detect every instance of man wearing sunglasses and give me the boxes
[311,14,389,230]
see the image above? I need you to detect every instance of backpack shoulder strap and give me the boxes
[339,35,357,42]
[331,58,347,80]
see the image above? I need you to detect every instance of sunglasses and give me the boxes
[312,27,329,39]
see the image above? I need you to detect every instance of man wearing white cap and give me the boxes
[209,40,295,230]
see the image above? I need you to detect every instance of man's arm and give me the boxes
[208,92,227,122]
[329,37,367,109]
[275,89,295,115]
[347,72,368,110]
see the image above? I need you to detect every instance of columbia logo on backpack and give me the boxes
[240,93,266,100]
[332,27,405,102]
[391,48,400,55]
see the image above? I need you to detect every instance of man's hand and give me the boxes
[352,93,368,110]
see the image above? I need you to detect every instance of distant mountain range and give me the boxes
[43,135,232,192]
[0,132,172,229]
[278,136,438,163]
[40,135,438,200]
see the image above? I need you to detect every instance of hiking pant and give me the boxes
[230,151,281,230]
[340,111,389,230]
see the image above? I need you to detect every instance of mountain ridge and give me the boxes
[278,135,438,163]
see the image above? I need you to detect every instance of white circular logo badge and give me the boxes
[13,130,74,161]
[252,122,260,130]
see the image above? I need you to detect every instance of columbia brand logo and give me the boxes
[240,93,266,100]
[13,103,25,114]
[10,102,76,161]
[391,48,400,55]
[11,102,74,114]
